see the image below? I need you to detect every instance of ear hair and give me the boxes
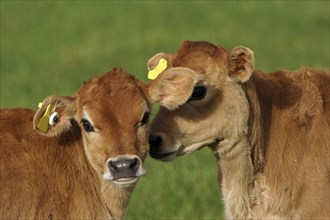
[148,67,197,110]
[147,52,174,71]
[33,96,76,136]
[227,46,254,83]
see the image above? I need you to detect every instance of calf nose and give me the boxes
[149,135,163,157]
[149,135,162,149]
[108,157,140,179]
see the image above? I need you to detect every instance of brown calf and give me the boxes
[0,68,152,219]
[148,41,330,219]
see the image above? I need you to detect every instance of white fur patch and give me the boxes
[82,109,95,126]
[102,172,114,181]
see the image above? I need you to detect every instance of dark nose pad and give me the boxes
[149,135,162,154]
[108,157,140,179]
[149,135,162,148]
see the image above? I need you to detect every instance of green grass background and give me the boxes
[1,1,329,219]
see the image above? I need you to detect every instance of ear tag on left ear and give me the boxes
[36,104,53,133]
[148,58,167,80]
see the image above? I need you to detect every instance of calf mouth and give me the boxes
[113,176,139,188]
[111,170,146,188]
[149,151,177,161]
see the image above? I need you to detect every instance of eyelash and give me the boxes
[188,85,207,101]
[80,112,150,132]
[81,119,95,132]
[140,111,150,126]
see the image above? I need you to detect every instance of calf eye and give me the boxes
[81,119,95,132]
[141,111,150,126]
[188,85,207,101]
[49,112,59,126]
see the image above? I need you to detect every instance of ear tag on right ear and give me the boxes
[36,104,52,133]
[148,58,167,80]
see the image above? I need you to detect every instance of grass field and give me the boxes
[1,1,329,219]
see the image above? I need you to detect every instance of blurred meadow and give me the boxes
[1,1,329,219]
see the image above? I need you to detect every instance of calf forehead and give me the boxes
[172,41,227,69]
[172,41,228,86]
[76,69,150,120]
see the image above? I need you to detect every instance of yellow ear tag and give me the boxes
[36,104,52,133]
[148,58,167,80]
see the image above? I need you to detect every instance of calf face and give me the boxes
[34,68,151,187]
[148,41,254,161]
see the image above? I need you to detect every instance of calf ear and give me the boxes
[147,52,173,71]
[33,96,76,136]
[147,52,174,80]
[227,46,254,83]
[148,67,198,110]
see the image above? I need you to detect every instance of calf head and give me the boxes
[148,41,254,161]
[34,68,151,187]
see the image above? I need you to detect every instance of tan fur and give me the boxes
[148,67,197,110]
[148,40,330,219]
[0,68,152,219]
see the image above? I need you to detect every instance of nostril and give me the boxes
[129,158,140,172]
[130,158,139,170]
[108,160,117,172]
[108,157,140,174]
[149,135,162,148]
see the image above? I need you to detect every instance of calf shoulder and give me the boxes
[248,68,330,218]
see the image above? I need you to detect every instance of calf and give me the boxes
[0,68,152,219]
[147,41,330,219]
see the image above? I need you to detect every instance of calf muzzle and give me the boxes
[108,157,140,180]
[149,135,162,153]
